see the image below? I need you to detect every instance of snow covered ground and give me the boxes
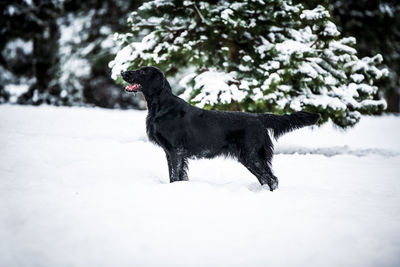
[1,104,399,267]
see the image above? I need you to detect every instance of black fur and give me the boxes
[121,67,320,191]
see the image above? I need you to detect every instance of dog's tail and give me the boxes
[260,111,320,139]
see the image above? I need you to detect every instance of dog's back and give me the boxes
[148,94,319,158]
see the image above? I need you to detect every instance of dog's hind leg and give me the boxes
[243,160,279,191]
[239,152,279,191]
[166,152,188,182]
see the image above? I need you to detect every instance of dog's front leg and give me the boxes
[166,152,188,182]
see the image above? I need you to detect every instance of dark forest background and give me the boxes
[1,0,399,112]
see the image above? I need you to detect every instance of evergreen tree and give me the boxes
[53,0,144,108]
[110,0,388,127]
[0,0,61,104]
[330,0,400,112]
[0,0,143,108]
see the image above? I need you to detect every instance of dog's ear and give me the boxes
[161,73,166,88]
[150,68,171,92]
[156,71,167,89]
[162,74,172,91]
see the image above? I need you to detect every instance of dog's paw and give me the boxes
[268,180,279,191]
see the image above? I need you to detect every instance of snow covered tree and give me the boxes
[53,0,144,108]
[1,0,143,108]
[110,0,388,127]
[330,0,400,112]
[0,0,61,104]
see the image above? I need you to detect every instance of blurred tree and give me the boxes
[0,0,143,108]
[331,0,400,112]
[299,0,400,112]
[110,0,388,127]
[55,0,144,108]
[0,0,61,104]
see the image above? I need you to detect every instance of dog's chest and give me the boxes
[146,113,168,145]
[146,110,185,150]
[146,115,157,142]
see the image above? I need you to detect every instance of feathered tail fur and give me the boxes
[260,111,320,139]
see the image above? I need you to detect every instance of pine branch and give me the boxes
[135,23,157,28]
[135,23,186,33]
[187,4,211,26]
[193,4,209,25]
[310,38,319,48]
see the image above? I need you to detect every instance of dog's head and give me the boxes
[121,66,167,96]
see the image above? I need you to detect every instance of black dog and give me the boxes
[121,66,320,191]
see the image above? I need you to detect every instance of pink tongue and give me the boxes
[125,84,140,91]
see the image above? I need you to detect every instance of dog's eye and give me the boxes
[140,70,145,75]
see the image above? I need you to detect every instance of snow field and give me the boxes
[0,105,400,267]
